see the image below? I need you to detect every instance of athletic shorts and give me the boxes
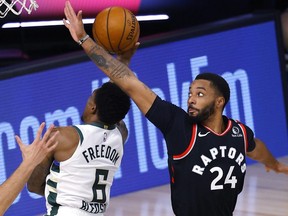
[45,206,104,216]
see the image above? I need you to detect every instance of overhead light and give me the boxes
[136,15,169,21]
[1,14,169,28]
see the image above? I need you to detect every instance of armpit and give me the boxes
[116,120,128,144]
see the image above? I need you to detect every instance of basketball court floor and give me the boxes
[36,156,288,216]
[105,156,288,216]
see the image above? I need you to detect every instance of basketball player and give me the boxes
[27,82,131,215]
[63,1,288,215]
[0,123,58,215]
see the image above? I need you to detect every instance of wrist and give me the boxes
[21,160,37,172]
[78,34,90,46]
[117,56,130,66]
[266,160,279,170]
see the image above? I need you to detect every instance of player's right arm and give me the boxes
[63,1,156,115]
[0,123,58,215]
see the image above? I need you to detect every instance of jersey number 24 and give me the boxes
[210,166,237,190]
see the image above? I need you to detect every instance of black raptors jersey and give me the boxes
[146,96,256,216]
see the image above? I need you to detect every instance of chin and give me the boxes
[189,113,211,123]
[188,115,200,123]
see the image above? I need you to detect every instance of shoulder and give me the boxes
[52,126,80,161]
[54,126,78,136]
[230,118,254,134]
[228,118,256,151]
[53,126,79,147]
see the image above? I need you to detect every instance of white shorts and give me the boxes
[45,206,104,216]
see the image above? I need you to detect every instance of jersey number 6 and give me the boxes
[92,169,109,203]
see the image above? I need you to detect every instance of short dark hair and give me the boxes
[195,73,230,107]
[95,82,131,125]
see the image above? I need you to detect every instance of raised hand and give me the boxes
[63,1,87,42]
[15,122,59,166]
[265,162,288,175]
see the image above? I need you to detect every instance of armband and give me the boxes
[78,35,89,46]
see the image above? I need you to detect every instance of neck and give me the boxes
[83,115,100,124]
[202,114,225,134]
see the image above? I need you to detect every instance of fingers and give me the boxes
[15,123,45,151]
[41,124,55,143]
[15,122,56,146]
[63,1,73,25]
[77,10,83,20]
[63,1,82,30]
[266,163,288,175]
[15,135,24,151]
[41,124,59,153]
[278,163,288,175]
[65,1,77,21]
[35,122,46,142]
[64,3,69,20]
[135,42,140,47]
[63,18,69,28]
[65,1,73,18]
[46,131,59,152]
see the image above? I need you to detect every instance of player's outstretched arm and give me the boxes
[63,1,156,115]
[27,152,54,196]
[0,123,58,215]
[247,138,288,175]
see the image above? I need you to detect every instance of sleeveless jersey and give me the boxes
[146,96,256,216]
[44,123,124,216]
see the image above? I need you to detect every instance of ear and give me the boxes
[216,97,225,108]
[91,104,97,114]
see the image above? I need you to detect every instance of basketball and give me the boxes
[92,7,140,54]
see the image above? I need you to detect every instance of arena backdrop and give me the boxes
[0,13,288,215]
[14,0,251,20]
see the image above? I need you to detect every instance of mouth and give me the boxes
[188,107,199,116]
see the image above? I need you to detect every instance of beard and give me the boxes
[187,101,215,123]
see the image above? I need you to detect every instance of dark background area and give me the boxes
[0,0,288,68]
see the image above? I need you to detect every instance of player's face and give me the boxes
[187,79,217,122]
[81,90,97,122]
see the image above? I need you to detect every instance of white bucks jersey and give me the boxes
[44,123,124,215]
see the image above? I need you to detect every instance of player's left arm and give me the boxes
[246,138,288,174]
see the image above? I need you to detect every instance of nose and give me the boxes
[188,94,196,105]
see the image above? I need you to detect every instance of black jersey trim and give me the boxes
[237,122,248,153]
[173,124,197,160]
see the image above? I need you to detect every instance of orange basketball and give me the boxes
[92,7,140,54]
